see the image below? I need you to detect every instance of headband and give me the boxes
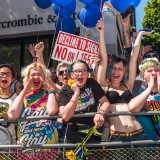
[66,60,93,74]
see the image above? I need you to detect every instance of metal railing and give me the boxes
[0,111,160,160]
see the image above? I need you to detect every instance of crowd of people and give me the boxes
[0,14,160,160]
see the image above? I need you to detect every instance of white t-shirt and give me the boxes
[0,93,17,145]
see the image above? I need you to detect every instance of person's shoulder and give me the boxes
[60,84,72,93]
[87,78,96,83]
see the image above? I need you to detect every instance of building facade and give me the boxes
[0,0,123,74]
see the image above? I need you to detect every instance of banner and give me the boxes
[51,31,99,68]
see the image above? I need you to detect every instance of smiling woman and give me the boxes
[7,62,59,159]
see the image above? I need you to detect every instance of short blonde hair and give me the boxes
[139,60,160,76]
[21,62,51,86]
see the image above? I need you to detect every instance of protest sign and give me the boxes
[51,31,99,68]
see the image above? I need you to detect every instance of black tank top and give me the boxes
[106,84,133,104]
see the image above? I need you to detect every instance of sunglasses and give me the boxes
[143,53,159,59]
[58,70,68,76]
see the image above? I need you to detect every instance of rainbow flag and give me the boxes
[102,3,115,16]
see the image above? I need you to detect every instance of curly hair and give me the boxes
[21,62,51,86]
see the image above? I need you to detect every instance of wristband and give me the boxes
[98,108,105,113]
[95,112,105,117]
[70,100,77,105]
[48,88,55,95]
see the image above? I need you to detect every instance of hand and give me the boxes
[96,18,105,33]
[141,45,152,56]
[94,113,104,128]
[23,77,34,94]
[40,78,53,91]
[35,41,44,57]
[147,74,155,91]
[28,44,36,57]
[139,30,154,36]
[120,14,131,28]
[71,83,80,93]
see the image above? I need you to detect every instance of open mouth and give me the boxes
[78,78,83,83]
[1,80,8,84]
[33,81,40,86]
[113,75,120,79]
[63,76,68,81]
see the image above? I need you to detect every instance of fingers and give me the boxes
[94,114,104,128]
[35,41,44,49]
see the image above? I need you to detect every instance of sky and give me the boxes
[135,0,149,31]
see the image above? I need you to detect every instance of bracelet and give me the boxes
[69,100,77,105]
[48,88,55,95]
[98,108,105,113]
[95,112,105,117]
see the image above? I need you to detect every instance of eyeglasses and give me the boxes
[112,67,124,72]
[58,70,68,76]
[0,72,12,77]
[143,53,159,59]
[72,69,88,75]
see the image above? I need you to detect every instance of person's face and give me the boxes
[49,68,57,82]
[111,62,125,84]
[71,63,89,87]
[58,65,70,85]
[0,67,13,89]
[29,67,45,90]
[143,65,160,87]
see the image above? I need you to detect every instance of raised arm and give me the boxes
[96,18,108,87]
[28,44,37,62]
[127,30,154,90]
[35,41,45,65]
[121,14,132,49]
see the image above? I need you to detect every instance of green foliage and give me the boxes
[142,0,160,53]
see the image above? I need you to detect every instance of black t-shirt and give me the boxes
[59,78,105,125]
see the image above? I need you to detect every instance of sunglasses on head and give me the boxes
[143,53,159,59]
[58,70,68,76]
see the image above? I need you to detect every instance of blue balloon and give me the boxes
[92,0,108,9]
[34,0,52,9]
[110,0,141,13]
[79,4,101,28]
[53,0,76,18]
[80,0,95,4]
[55,17,76,34]
[50,0,73,6]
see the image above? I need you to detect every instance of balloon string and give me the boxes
[47,5,61,68]
[98,0,103,30]
[100,0,103,14]
[80,4,87,39]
